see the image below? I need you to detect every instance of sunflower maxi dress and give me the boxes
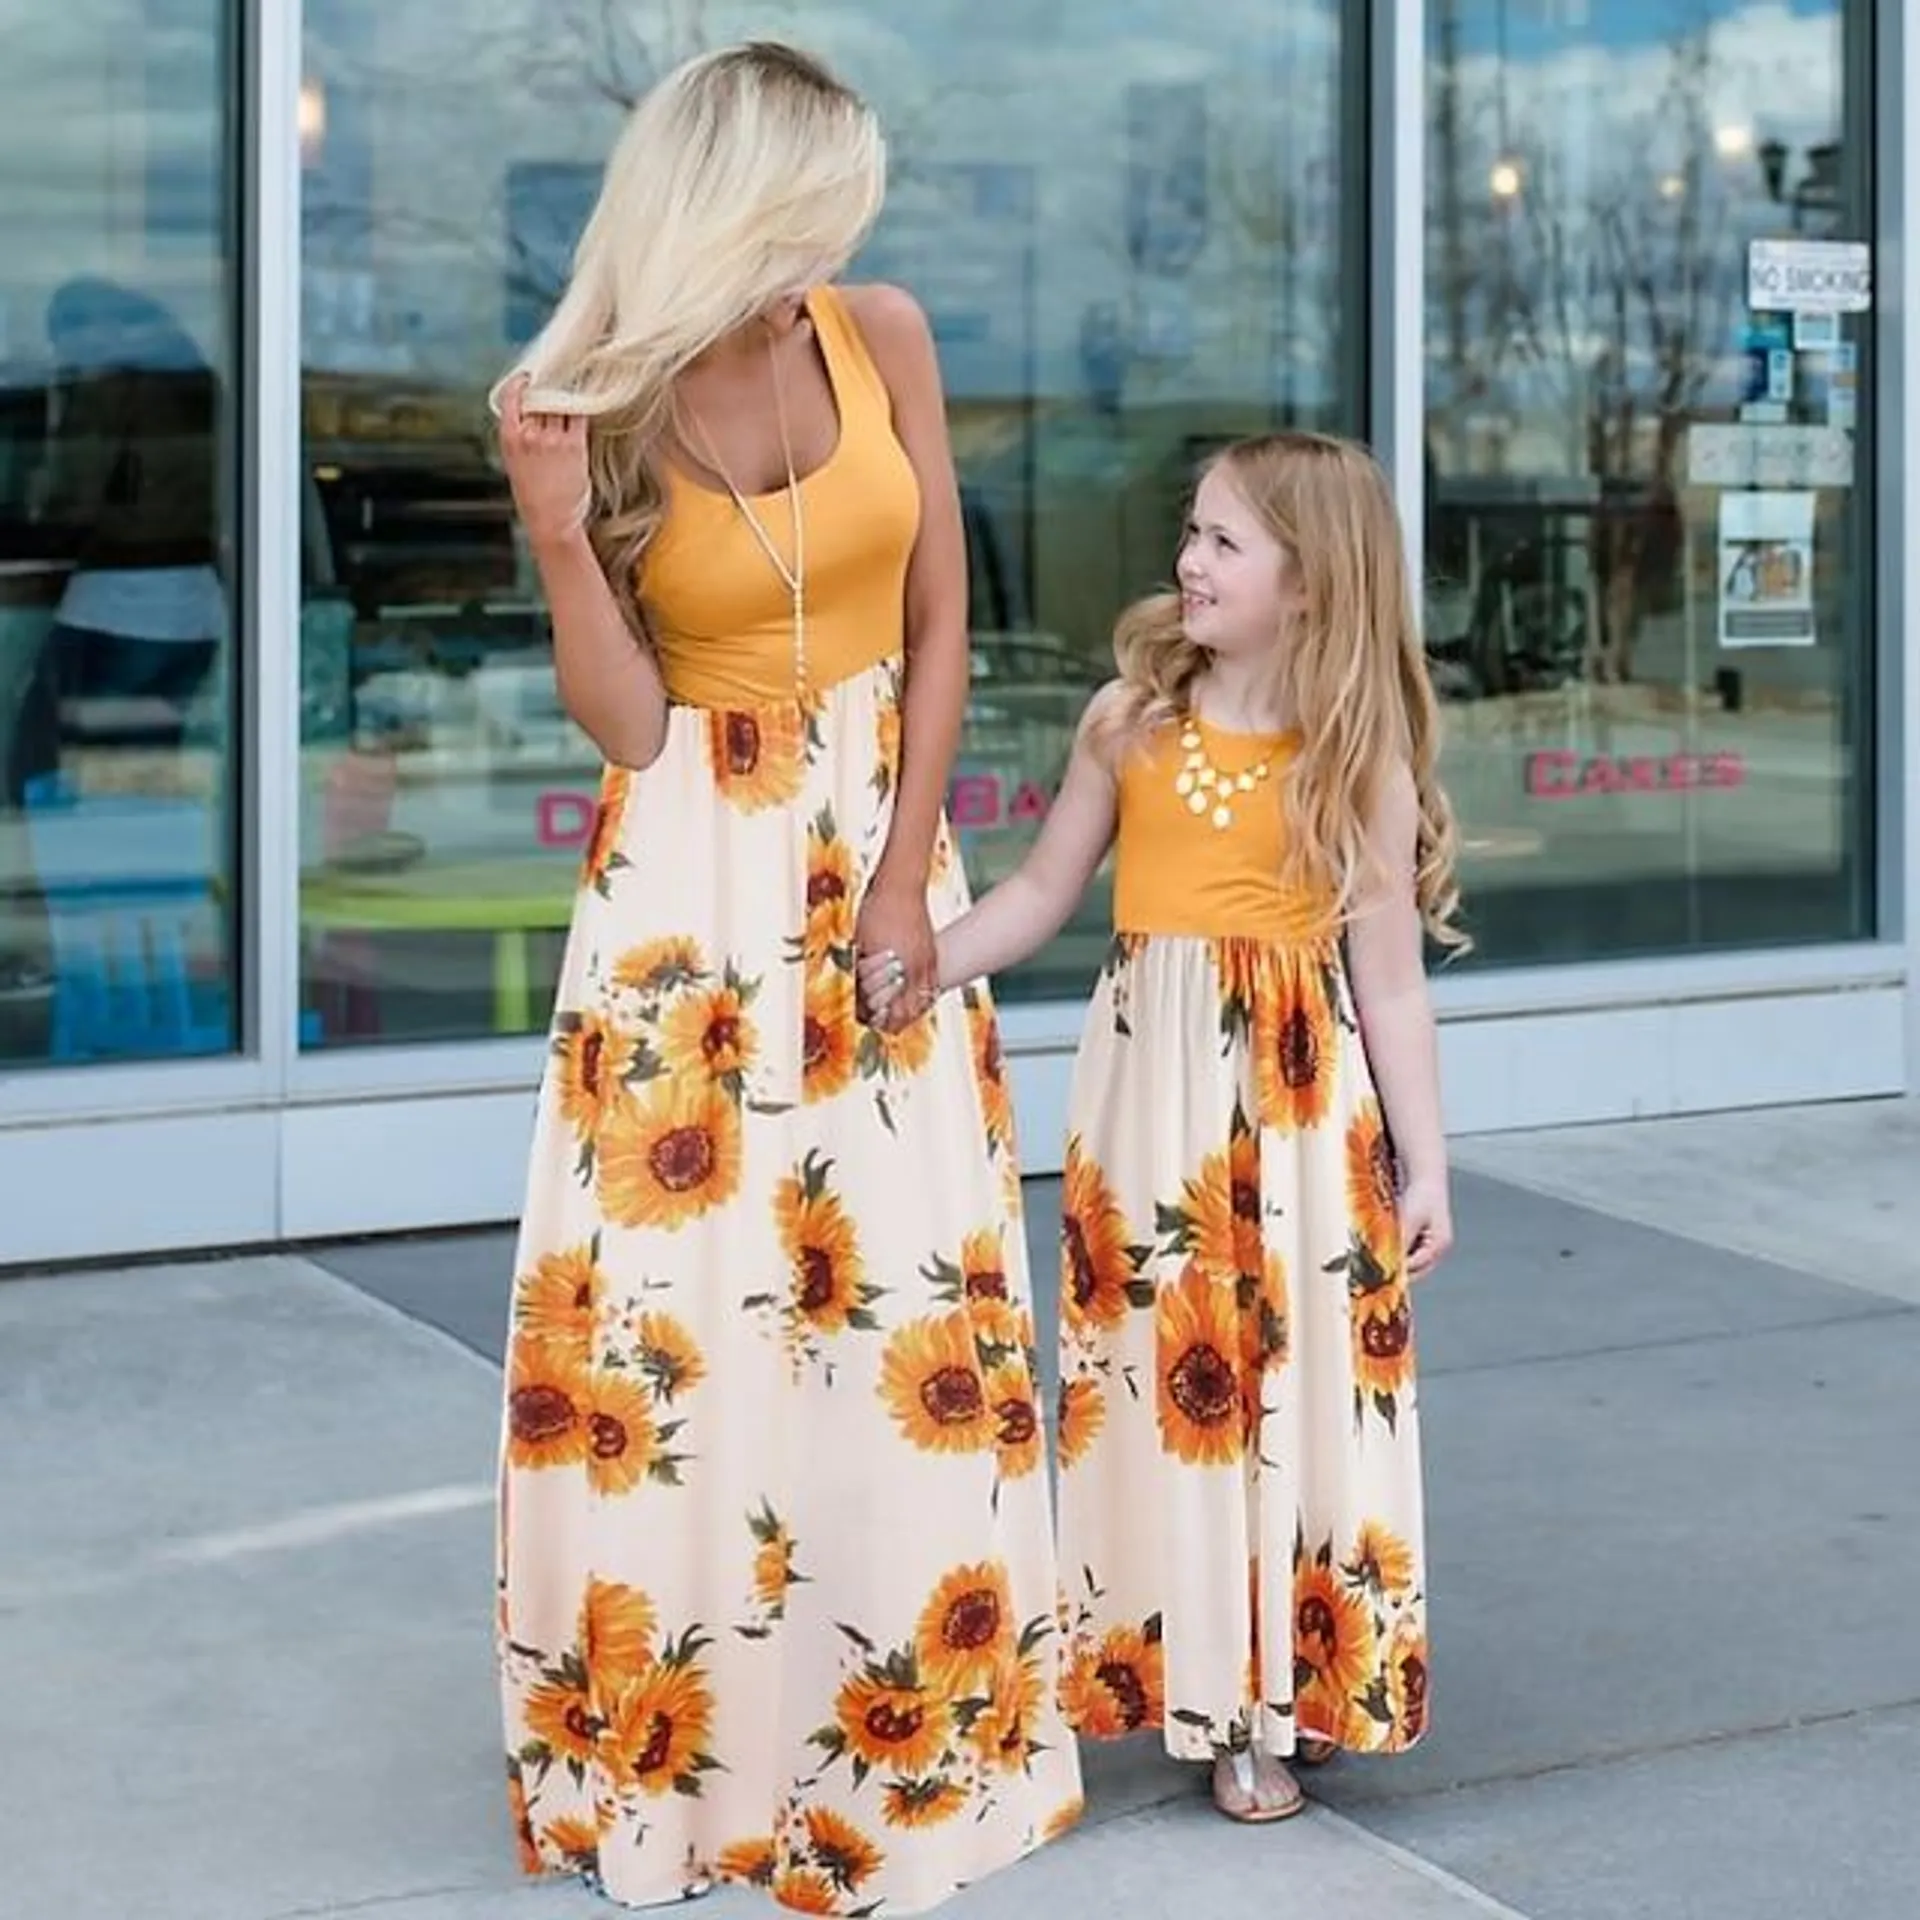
[1053,716,1431,1767]
[498,287,1083,1916]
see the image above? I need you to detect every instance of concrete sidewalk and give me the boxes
[4,1100,1917,1919]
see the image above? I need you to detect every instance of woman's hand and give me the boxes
[498,374,591,552]
[1398,1171,1454,1281]
[855,877,937,1032]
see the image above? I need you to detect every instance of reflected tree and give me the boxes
[1430,10,1745,686]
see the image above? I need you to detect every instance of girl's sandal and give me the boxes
[1211,1748,1305,1825]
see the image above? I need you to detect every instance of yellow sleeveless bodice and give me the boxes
[1112,717,1335,944]
[637,285,921,709]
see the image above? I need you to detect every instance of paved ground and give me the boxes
[4,1099,1917,1919]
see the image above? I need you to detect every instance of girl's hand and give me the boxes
[855,879,937,1032]
[498,374,591,551]
[1399,1172,1454,1280]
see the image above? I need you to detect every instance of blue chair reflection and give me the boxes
[20,772,228,1060]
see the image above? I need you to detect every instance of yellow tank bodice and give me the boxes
[1112,716,1335,943]
[637,285,921,709]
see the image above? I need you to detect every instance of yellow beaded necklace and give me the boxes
[1174,716,1275,830]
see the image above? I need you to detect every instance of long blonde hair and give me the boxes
[490,42,885,615]
[1112,432,1466,948]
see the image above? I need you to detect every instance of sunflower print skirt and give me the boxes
[498,655,1083,1915]
[1054,932,1430,1764]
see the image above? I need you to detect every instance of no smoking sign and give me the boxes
[1748,238,1872,314]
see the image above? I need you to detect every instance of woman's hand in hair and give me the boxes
[498,375,592,552]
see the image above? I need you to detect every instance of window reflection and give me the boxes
[297,2,1361,1047]
[1425,0,1871,963]
[0,2,238,1068]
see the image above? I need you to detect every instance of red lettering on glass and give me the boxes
[537,790,597,848]
[1525,750,1578,798]
[1007,781,1051,824]
[1525,751,1747,801]
[950,774,1000,828]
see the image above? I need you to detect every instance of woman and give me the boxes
[491,41,1082,1916]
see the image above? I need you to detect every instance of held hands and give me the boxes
[498,374,592,551]
[1399,1171,1454,1280]
[855,879,938,1033]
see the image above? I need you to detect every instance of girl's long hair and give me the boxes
[489,42,885,618]
[1110,432,1466,949]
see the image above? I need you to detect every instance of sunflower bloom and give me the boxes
[1353,1285,1416,1404]
[957,1226,1010,1302]
[1345,1099,1401,1264]
[1060,1624,1164,1738]
[879,1314,994,1455]
[879,1777,969,1830]
[599,1656,715,1796]
[1294,1557,1380,1721]
[1252,949,1336,1132]
[596,1077,743,1231]
[551,1010,636,1144]
[914,1562,1014,1695]
[967,1652,1044,1774]
[835,1672,950,1775]
[874,1008,937,1080]
[805,820,857,957]
[1177,1120,1264,1286]
[1155,1263,1243,1467]
[715,1837,777,1886]
[1344,1519,1417,1599]
[967,993,1014,1150]
[1060,1137,1137,1340]
[705,704,805,813]
[506,1343,590,1471]
[803,1807,885,1891]
[579,1577,657,1692]
[611,935,706,996]
[541,1815,601,1868]
[583,1367,656,1498]
[1057,1376,1107,1470]
[580,770,630,894]
[661,981,760,1083]
[514,1244,601,1356]
[773,1868,840,1914]
[1385,1623,1432,1751]
[776,1163,865,1333]
[987,1363,1042,1479]
[524,1670,598,1768]
[801,964,858,1106]
[631,1312,707,1401]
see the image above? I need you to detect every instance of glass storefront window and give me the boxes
[1425,0,1873,965]
[0,0,240,1068]
[296,2,1364,1046]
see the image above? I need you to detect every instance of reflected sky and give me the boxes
[0,0,1861,403]
[1443,0,1840,58]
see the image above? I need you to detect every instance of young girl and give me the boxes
[861,430,1462,1823]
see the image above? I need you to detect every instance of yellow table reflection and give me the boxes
[301,854,578,1036]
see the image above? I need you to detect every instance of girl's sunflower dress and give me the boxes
[1053,714,1430,1767]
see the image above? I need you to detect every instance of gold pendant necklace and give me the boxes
[1175,717,1273,830]
[675,335,808,695]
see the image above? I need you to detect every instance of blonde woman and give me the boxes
[490,41,1082,1915]
[865,433,1458,1823]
